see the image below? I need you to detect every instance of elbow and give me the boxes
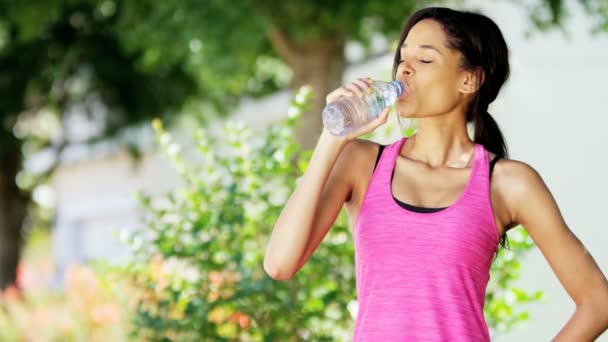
[263,257,294,281]
[596,288,608,326]
[593,283,608,308]
[580,285,608,326]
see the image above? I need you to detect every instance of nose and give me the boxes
[401,64,413,77]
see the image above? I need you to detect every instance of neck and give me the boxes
[401,111,474,168]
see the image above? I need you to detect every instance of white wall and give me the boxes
[51,150,180,287]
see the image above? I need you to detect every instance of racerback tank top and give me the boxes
[353,136,500,341]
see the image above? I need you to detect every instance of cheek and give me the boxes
[397,69,461,117]
[415,76,461,113]
[427,86,459,108]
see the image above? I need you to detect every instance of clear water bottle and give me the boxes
[322,80,407,136]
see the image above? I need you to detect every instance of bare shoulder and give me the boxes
[492,156,544,196]
[345,138,381,163]
[342,138,381,184]
[488,153,548,228]
[343,139,383,216]
[326,138,381,208]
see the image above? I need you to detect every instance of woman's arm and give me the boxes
[505,161,608,341]
[263,129,353,280]
[263,77,389,281]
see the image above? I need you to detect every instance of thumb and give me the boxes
[376,106,392,124]
[366,106,392,131]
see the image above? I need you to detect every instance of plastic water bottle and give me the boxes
[322,80,407,136]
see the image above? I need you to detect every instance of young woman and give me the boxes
[264,7,608,341]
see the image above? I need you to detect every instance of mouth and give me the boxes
[398,80,411,98]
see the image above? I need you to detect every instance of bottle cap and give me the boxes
[392,80,408,98]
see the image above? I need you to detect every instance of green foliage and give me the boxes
[485,227,544,336]
[118,86,356,341]
[115,0,283,110]
[0,0,203,290]
[0,0,198,145]
[113,88,542,340]
[247,0,430,45]
[522,0,608,35]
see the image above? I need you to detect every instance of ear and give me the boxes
[459,67,485,94]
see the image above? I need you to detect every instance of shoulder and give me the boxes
[340,138,384,203]
[489,154,549,225]
[333,138,384,182]
[342,138,383,164]
[493,157,544,196]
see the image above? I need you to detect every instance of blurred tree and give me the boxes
[0,1,198,290]
[116,0,433,149]
[115,0,608,148]
[0,0,605,290]
[525,0,608,34]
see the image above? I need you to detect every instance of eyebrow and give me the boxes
[401,43,443,55]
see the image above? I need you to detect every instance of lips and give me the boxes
[398,80,411,98]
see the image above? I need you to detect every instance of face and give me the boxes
[396,19,477,119]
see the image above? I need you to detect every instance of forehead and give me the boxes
[402,19,448,48]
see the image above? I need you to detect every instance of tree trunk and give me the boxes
[289,40,346,150]
[267,27,346,150]
[0,149,29,291]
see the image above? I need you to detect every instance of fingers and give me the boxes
[345,78,373,97]
[326,86,353,104]
[352,78,373,95]
[365,106,391,129]
[344,106,391,140]
[379,106,391,121]
[326,77,375,104]
[374,106,391,124]
[342,84,362,97]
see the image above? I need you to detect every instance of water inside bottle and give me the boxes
[365,81,402,118]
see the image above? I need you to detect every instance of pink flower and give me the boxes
[229,311,251,329]
[31,307,51,328]
[64,264,100,294]
[1,285,21,302]
[208,271,224,287]
[91,303,120,324]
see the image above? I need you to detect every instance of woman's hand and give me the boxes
[324,77,392,142]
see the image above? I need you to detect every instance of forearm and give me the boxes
[263,129,348,279]
[552,301,608,341]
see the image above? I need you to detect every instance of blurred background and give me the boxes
[0,0,606,341]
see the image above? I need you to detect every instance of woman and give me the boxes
[264,7,608,341]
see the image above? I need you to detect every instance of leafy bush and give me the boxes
[116,86,542,341]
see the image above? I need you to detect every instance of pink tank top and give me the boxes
[353,137,500,341]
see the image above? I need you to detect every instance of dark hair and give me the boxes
[393,7,511,251]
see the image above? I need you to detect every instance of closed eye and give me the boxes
[398,59,432,64]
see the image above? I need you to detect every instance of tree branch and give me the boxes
[266,25,299,67]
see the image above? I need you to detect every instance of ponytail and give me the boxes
[472,109,510,253]
[473,111,509,159]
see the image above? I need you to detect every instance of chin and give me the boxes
[397,110,417,118]
[396,102,415,117]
